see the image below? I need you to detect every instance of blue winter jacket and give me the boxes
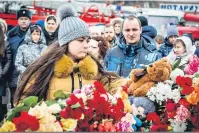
[104,35,161,77]
[6,26,29,89]
[158,38,173,57]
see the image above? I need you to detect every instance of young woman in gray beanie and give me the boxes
[14,4,127,104]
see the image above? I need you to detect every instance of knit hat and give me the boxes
[138,16,148,27]
[57,4,90,47]
[0,18,7,32]
[167,25,178,38]
[16,8,32,20]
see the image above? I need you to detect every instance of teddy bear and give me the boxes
[126,58,172,97]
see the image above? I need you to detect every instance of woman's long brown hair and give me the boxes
[0,25,5,57]
[14,41,119,104]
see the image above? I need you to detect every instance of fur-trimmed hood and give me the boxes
[54,55,98,80]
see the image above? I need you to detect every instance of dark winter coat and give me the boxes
[43,27,59,46]
[195,47,199,58]
[158,38,173,57]
[0,42,11,96]
[6,26,29,89]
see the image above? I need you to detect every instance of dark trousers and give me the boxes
[0,97,7,122]
[10,87,16,108]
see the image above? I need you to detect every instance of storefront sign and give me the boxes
[160,4,199,12]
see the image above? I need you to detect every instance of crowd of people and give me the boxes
[0,4,199,122]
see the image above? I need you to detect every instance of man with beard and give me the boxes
[7,7,32,107]
[158,24,179,57]
[104,15,161,77]
[103,24,116,48]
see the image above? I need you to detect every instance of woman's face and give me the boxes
[46,19,58,32]
[174,42,186,56]
[88,39,100,59]
[67,37,90,61]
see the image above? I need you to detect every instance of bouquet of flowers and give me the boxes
[144,74,199,132]
[0,81,142,132]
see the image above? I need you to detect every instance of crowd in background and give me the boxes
[0,5,199,122]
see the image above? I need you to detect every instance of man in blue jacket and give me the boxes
[7,8,32,107]
[104,15,161,77]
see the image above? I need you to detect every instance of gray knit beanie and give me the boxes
[167,25,178,38]
[57,4,90,47]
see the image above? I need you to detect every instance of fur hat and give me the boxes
[16,9,32,20]
[57,4,90,47]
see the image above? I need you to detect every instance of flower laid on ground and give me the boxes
[0,81,135,132]
[184,55,199,75]
[147,82,180,105]
[0,121,16,132]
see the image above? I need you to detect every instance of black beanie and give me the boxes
[138,16,148,27]
[16,9,32,20]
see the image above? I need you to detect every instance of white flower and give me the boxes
[37,121,63,132]
[57,99,67,106]
[121,113,136,125]
[75,93,87,103]
[193,77,199,86]
[170,68,184,81]
[172,122,187,132]
[28,102,47,119]
[48,103,62,114]
[170,89,181,103]
[147,82,172,104]
[40,113,56,124]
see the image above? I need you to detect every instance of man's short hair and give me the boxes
[104,23,114,32]
[122,15,141,29]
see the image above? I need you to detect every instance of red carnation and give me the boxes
[94,81,107,94]
[166,103,178,112]
[178,98,190,109]
[191,115,199,128]
[150,124,168,132]
[167,111,176,119]
[146,112,161,125]
[12,112,39,132]
[60,106,83,120]
[176,76,194,95]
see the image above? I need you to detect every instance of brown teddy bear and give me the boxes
[126,58,172,97]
